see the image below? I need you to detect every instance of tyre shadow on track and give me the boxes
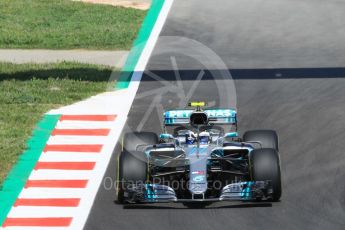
[120,202,272,209]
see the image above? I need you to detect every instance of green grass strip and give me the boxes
[115,0,165,89]
[0,114,60,225]
[0,0,146,50]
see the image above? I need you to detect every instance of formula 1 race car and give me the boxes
[116,102,281,206]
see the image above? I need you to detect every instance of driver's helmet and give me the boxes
[185,131,196,145]
[199,131,210,145]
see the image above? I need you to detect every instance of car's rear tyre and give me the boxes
[250,148,282,201]
[123,132,158,152]
[243,130,279,151]
[116,150,148,204]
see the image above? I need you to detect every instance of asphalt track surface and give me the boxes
[85,0,345,229]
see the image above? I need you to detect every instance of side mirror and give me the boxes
[224,132,239,138]
[160,133,174,139]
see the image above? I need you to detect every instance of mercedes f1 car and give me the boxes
[116,102,281,206]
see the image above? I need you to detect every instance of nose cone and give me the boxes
[187,147,208,195]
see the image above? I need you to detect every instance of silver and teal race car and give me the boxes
[116,102,281,207]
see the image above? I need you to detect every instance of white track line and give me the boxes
[47,92,133,116]
[55,121,117,129]
[7,207,78,218]
[18,188,86,199]
[29,171,94,180]
[38,152,100,162]
[47,136,109,145]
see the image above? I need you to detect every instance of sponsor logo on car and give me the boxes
[193,175,205,182]
[165,109,235,119]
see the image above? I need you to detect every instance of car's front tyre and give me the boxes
[116,150,148,204]
[116,132,157,204]
[250,148,282,201]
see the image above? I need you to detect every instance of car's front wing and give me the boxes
[122,181,273,203]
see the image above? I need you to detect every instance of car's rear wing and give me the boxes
[163,109,237,126]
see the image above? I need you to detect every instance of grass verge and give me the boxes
[0,62,115,184]
[0,0,146,50]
